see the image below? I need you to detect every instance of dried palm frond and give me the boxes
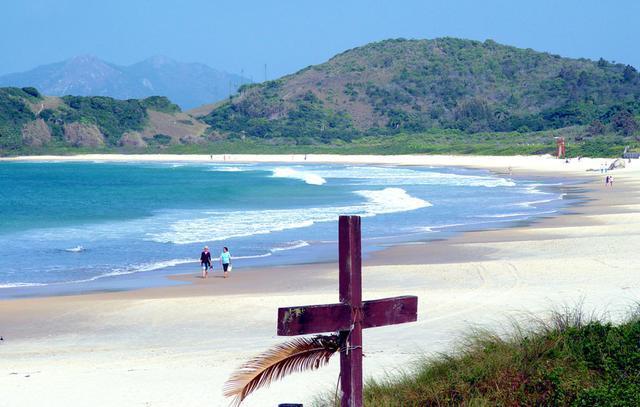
[223,334,342,405]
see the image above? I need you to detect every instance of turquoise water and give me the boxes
[0,161,568,297]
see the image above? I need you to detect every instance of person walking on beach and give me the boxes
[605,175,610,187]
[200,246,212,279]
[220,247,231,278]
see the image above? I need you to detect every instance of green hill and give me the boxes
[0,87,207,153]
[202,38,640,144]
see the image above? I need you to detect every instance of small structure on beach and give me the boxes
[555,137,566,159]
[608,158,626,170]
[623,146,640,159]
[224,216,418,406]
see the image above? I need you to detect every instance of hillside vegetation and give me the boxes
[202,38,640,147]
[0,87,208,153]
[2,38,640,156]
[314,309,640,406]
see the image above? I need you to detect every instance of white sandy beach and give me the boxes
[1,154,639,407]
[0,152,624,175]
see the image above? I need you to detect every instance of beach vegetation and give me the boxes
[5,127,638,158]
[313,307,640,406]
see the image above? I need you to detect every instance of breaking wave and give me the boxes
[477,210,557,218]
[207,165,249,172]
[147,187,431,244]
[270,240,310,253]
[271,167,327,185]
[0,282,47,288]
[309,166,516,188]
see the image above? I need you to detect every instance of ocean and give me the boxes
[0,161,570,297]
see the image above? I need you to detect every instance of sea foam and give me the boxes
[64,258,197,284]
[270,240,310,253]
[0,282,47,289]
[271,167,327,185]
[64,245,85,253]
[311,166,515,188]
[207,165,250,172]
[355,187,431,215]
[268,165,513,188]
[147,187,431,244]
[477,210,556,219]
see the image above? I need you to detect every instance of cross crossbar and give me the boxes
[277,295,418,336]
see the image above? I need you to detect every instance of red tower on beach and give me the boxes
[556,137,566,159]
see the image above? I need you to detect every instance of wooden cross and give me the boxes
[277,216,418,407]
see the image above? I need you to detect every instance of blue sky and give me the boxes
[1,0,638,80]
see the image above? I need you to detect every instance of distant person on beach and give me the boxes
[220,247,231,278]
[200,246,212,278]
[609,175,614,187]
[605,175,610,186]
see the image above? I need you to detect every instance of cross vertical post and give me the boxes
[338,216,362,407]
[276,216,418,407]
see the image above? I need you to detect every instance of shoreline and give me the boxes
[1,155,639,406]
[0,152,621,175]
[0,156,579,299]
[0,172,586,304]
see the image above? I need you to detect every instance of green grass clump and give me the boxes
[314,308,640,406]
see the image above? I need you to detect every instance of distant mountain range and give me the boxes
[0,55,250,109]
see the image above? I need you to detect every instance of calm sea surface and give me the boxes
[0,161,570,297]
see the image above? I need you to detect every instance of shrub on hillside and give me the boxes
[21,87,41,98]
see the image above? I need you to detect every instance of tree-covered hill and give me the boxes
[0,87,208,153]
[202,38,640,143]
